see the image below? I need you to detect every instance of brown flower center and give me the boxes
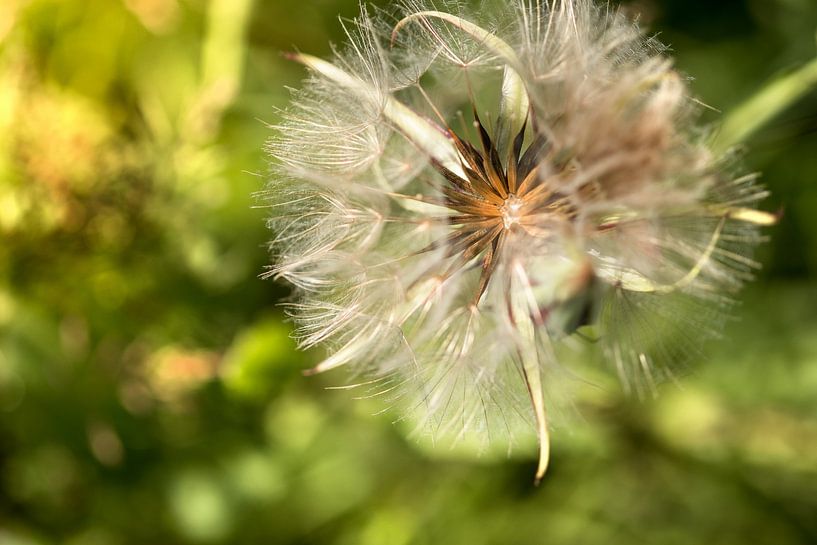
[410,112,576,305]
[500,194,526,229]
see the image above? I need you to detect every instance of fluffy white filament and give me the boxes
[263,0,774,482]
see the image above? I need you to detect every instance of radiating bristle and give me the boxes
[263,0,775,482]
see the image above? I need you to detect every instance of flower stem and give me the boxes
[714,55,817,153]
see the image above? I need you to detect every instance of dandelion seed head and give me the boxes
[262,0,775,481]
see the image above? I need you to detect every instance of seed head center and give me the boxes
[500,194,525,229]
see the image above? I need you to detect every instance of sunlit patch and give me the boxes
[500,194,525,229]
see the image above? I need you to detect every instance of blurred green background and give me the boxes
[1,0,816,543]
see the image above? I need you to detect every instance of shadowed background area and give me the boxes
[1,0,816,544]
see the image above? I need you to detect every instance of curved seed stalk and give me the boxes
[392,11,530,155]
[509,263,551,483]
[596,216,726,294]
[290,53,464,176]
[714,206,778,226]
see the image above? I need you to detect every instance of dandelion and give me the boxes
[263,0,776,482]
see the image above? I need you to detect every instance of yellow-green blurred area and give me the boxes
[0,0,816,543]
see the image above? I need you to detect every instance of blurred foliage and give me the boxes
[0,0,816,544]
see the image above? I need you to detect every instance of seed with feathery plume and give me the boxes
[263,0,776,483]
